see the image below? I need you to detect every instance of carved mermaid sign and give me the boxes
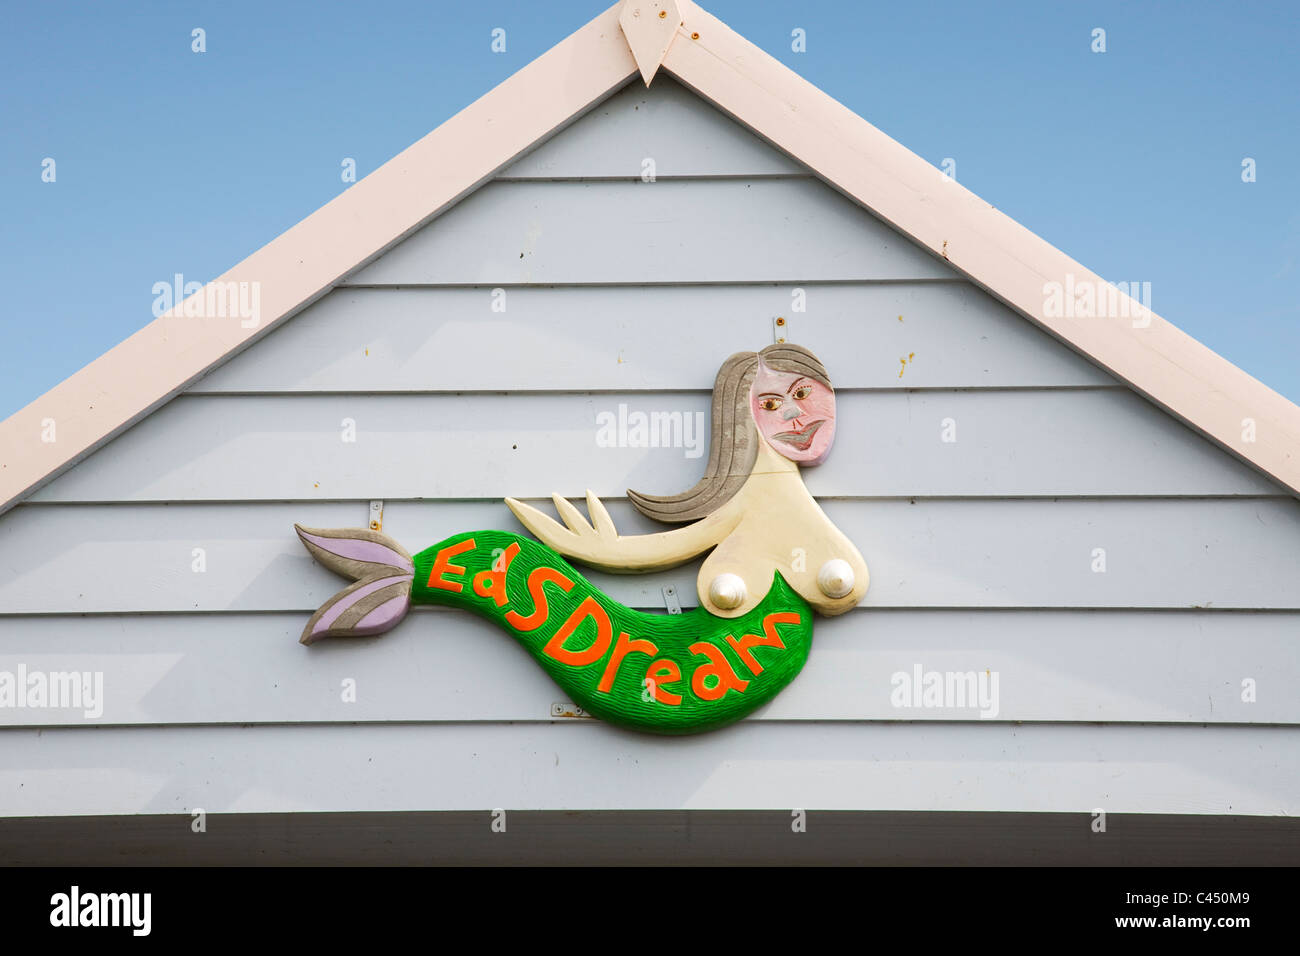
[295,344,868,734]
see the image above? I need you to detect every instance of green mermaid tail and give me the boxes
[296,526,814,735]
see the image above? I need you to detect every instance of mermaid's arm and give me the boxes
[505,490,741,573]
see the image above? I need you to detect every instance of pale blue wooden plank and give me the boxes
[3,498,1299,613]
[342,179,954,285]
[499,75,805,178]
[191,283,1113,392]
[1,721,1294,815]
[0,609,1294,726]
[29,389,1278,502]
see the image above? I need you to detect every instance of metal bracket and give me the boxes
[551,702,593,719]
[661,584,682,615]
[369,500,384,532]
[773,315,788,343]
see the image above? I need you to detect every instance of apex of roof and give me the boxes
[620,0,683,85]
[2,0,1296,513]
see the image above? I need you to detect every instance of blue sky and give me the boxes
[1,0,1296,418]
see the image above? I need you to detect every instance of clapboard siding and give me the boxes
[342,179,953,285]
[29,390,1277,501]
[4,498,1299,613]
[191,284,1114,392]
[2,66,1296,825]
[0,609,1295,727]
[499,76,805,178]
[1,722,1294,816]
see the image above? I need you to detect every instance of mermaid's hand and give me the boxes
[505,489,619,561]
[507,488,737,573]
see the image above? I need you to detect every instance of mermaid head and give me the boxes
[627,343,834,524]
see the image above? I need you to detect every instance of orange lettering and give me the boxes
[597,631,658,693]
[543,597,613,667]
[644,659,683,706]
[688,642,749,701]
[724,611,801,675]
[427,538,476,593]
[504,566,574,632]
[472,542,520,607]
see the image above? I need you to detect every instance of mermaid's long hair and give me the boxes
[627,343,831,523]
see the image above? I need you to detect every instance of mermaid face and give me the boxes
[749,362,836,464]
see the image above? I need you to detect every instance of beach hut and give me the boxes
[2,0,1297,864]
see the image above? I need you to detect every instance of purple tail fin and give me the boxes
[294,524,415,645]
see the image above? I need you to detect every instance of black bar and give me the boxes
[1,809,1297,866]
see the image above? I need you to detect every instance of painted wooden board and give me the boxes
[341,178,953,285]
[28,390,1278,503]
[499,75,804,178]
[13,810,1298,866]
[0,609,1294,727]
[0,721,1294,816]
[190,283,1114,393]
[4,498,1300,613]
